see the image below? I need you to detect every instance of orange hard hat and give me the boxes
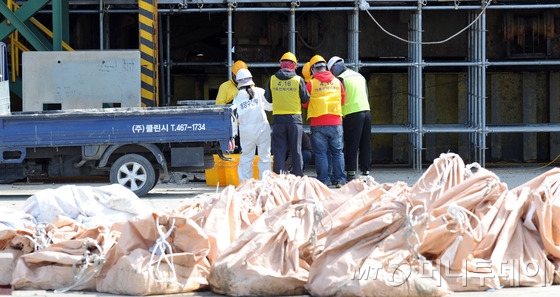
[232,60,248,75]
[279,52,297,64]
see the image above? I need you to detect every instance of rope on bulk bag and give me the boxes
[192,191,221,227]
[149,217,183,287]
[254,170,274,209]
[416,153,456,193]
[371,184,402,212]
[55,228,118,293]
[439,202,483,267]
[24,222,55,251]
[260,169,294,208]
[466,161,499,196]
[54,240,107,293]
[300,198,332,260]
[465,162,481,178]
[444,202,482,242]
[192,212,206,227]
[404,204,427,262]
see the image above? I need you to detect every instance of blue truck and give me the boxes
[0,104,237,196]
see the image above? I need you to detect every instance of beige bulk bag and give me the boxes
[203,172,332,265]
[208,176,331,296]
[511,168,560,284]
[410,153,467,211]
[419,206,479,271]
[202,186,249,265]
[489,187,554,287]
[440,179,554,291]
[208,199,316,296]
[236,171,303,210]
[0,247,23,285]
[96,213,211,295]
[420,165,508,292]
[306,187,450,297]
[171,194,215,226]
[0,226,36,286]
[521,168,560,260]
[497,220,554,287]
[11,220,115,292]
[429,165,506,217]
[472,190,510,260]
[420,165,506,271]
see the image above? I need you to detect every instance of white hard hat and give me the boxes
[235,68,254,88]
[327,56,344,71]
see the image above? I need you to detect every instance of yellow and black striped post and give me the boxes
[138,0,158,107]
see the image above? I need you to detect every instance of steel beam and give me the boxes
[51,0,70,51]
[0,0,51,50]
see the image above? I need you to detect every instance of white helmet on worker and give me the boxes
[327,56,344,71]
[235,68,254,88]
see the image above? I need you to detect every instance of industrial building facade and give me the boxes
[2,0,560,169]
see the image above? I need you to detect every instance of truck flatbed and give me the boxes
[0,104,237,196]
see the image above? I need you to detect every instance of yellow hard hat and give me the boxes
[309,55,327,68]
[301,62,312,82]
[279,52,297,64]
[232,60,248,75]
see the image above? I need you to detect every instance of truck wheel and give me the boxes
[204,154,215,169]
[151,168,160,190]
[110,154,155,197]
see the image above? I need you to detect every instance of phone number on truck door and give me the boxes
[132,123,206,133]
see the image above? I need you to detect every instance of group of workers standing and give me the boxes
[215,52,371,188]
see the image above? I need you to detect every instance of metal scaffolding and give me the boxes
[158,1,560,169]
[7,0,560,169]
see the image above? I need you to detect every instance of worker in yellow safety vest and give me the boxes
[327,56,372,181]
[264,52,310,176]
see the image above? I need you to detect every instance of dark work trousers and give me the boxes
[272,122,304,176]
[343,110,372,173]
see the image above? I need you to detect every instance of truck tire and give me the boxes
[151,168,160,190]
[110,154,155,197]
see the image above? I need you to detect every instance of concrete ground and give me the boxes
[1,164,560,296]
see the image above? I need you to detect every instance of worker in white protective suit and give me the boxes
[232,68,273,181]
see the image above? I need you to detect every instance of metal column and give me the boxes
[51,0,69,51]
[478,10,487,166]
[408,7,423,171]
[468,7,487,166]
[226,2,234,80]
[348,4,359,71]
[289,2,297,54]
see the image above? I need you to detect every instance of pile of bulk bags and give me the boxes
[1,152,560,296]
